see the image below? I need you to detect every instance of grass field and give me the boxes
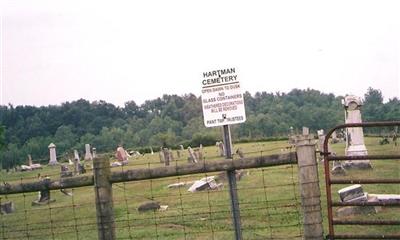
[0,137,399,239]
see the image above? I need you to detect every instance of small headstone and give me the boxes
[115,146,128,162]
[236,148,245,159]
[60,165,73,178]
[168,149,174,162]
[188,176,221,192]
[138,201,160,212]
[0,201,15,214]
[302,127,309,136]
[338,184,364,202]
[187,147,198,163]
[74,150,80,163]
[159,147,165,163]
[163,148,170,166]
[195,148,203,162]
[331,161,346,176]
[27,154,33,166]
[92,148,97,159]
[84,144,93,160]
[150,147,154,155]
[180,145,184,151]
[32,177,55,206]
[218,142,225,157]
[48,143,58,165]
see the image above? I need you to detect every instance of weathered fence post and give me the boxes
[93,157,115,240]
[296,135,323,240]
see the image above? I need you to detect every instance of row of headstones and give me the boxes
[48,143,96,165]
[158,145,203,166]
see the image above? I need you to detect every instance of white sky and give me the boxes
[1,0,399,107]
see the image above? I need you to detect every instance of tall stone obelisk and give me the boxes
[343,95,372,169]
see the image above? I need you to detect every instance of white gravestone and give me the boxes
[48,143,58,165]
[343,96,372,169]
[74,150,80,163]
[92,148,97,159]
[84,144,93,160]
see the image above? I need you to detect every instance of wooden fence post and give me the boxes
[93,157,115,240]
[296,135,324,240]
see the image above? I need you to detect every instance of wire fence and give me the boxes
[0,143,305,240]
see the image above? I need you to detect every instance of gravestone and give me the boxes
[218,141,225,157]
[27,154,33,166]
[32,177,55,206]
[74,150,80,163]
[236,148,245,159]
[180,145,184,151]
[92,148,97,159]
[115,146,128,163]
[302,127,309,136]
[195,149,203,162]
[343,95,372,169]
[84,144,93,160]
[60,165,73,178]
[150,147,154,155]
[187,147,198,163]
[48,143,58,165]
[159,148,165,163]
[138,201,160,212]
[176,150,181,158]
[0,201,15,214]
[163,148,170,166]
[168,149,174,162]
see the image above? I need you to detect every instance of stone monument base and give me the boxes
[344,145,372,169]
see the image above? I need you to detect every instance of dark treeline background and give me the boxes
[0,87,399,168]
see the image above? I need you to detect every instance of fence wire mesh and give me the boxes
[0,142,303,239]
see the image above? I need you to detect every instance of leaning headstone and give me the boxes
[343,95,372,169]
[187,147,198,163]
[138,201,160,212]
[187,176,221,192]
[48,143,58,165]
[331,160,346,175]
[150,147,154,155]
[0,201,15,214]
[338,184,364,202]
[84,144,93,160]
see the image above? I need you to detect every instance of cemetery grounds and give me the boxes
[0,137,399,239]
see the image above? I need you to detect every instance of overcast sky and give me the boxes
[1,0,399,107]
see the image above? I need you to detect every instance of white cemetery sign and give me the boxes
[201,68,246,127]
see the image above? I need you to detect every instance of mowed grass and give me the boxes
[0,137,399,239]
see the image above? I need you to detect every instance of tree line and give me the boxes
[0,87,398,169]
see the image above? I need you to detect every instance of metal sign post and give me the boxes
[223,124,242,240]
[201,67,245,240]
